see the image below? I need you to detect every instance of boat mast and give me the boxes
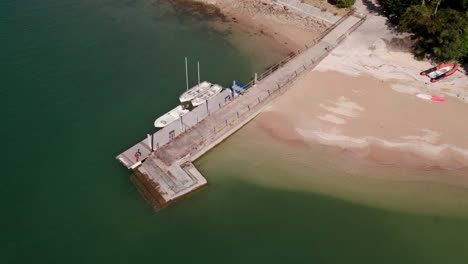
[197,61,200,88]
[185,57,189,91]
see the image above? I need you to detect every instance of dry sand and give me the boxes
[176,0,468,216]
[256,71,468,169]
[237,60,468,216]
[188,0,468,215]
[316,5,467,100]
[250,0,468,170]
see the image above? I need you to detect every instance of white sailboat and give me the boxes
[191,84,223,106]
[179,81,213,103]
[179,59,223,105]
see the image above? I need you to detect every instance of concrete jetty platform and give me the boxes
[116,12,366,210]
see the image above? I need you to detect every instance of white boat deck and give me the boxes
[192,84,223,106]
[154,105,188,128]
[428,66,453,79]
[179,81,211,102]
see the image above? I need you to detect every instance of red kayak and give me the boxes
[431,96,445,102]
[420,63,459,82]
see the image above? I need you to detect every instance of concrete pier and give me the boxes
[116,12,366,210]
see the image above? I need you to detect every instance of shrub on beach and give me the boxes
[336,0,356,8]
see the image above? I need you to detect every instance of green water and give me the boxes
[2,0,468,263]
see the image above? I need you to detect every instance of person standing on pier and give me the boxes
[134,149,142,162]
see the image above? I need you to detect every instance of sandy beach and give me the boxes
[180,0,468,214]
[246,0,468,171]
[255,71,468,169]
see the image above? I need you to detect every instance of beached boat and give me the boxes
[154,105,189,128]
[191,84,223,106]
[420,63,459,83]
[179,81,212,103]
[416,93,445,102]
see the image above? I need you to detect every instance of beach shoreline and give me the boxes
[169,0,329,52]
[248,2,467,171]
[199,120,468,218]
[254,71,468,171]
[175,0,468,178]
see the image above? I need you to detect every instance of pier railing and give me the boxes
[117,13,367,169]
[242,8,359,90]
[166,15,368,159]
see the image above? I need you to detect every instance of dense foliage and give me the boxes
[380,0,468,63]
[380,0,420,23]
[336,0,356,8]
[443,0,467,11]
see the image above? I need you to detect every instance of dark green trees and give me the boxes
[380,0,420,23]
[400,6,467,62]
[380,0,467,62]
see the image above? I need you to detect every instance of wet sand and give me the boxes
[255,71,468,169]
[181,0,468,217]
[197,118,468,218]
[222,68,468,216]
[171,0,327,51]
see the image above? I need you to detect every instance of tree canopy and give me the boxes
[380,0,468,63]
[442,0,467,11]
[380,0,420,23]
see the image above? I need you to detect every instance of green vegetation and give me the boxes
[380,0,468,63]
[336,0,356,8]
[380,0,420,23]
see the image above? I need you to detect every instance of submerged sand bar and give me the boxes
[116,13,366,210]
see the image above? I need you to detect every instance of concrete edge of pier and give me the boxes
[117,12,367,210]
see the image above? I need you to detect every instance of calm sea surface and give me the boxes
[2,0,468,263]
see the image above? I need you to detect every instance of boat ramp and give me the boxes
[116,12,366,210]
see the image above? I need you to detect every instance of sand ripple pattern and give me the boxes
[318,96,364,124]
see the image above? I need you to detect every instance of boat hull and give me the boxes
[420,63,458,82]
[154,105,189,128]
